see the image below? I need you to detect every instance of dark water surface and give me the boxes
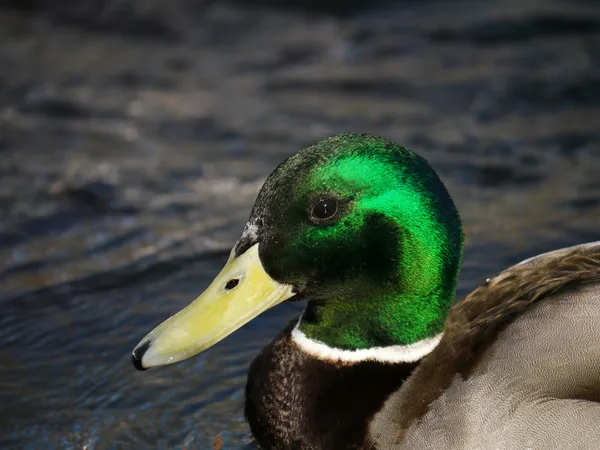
[1,0,600,448]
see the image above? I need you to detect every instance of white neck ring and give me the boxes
[290,312,442,364]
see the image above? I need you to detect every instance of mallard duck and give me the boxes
[132,133,600,449]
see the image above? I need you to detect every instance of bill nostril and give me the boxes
[225,278,240,291]
[132,340,151,371]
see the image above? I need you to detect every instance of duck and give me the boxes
[132,133,600,449]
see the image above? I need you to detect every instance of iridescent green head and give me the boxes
[236,133,463,349]
[133,133,464,370]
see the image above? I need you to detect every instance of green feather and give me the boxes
[254,133,464,349]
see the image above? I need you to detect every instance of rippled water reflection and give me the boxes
[1,0,600,448]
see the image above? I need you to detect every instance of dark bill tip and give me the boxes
[132,340,151,371]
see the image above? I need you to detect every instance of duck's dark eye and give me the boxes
[312,198,338,220]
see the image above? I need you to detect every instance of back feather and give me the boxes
[393,245,600,437]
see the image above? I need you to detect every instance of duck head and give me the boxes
[132,133,463,369]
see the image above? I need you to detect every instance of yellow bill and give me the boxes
[132,243,295,370]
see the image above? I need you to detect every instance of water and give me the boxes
[1,0,600,448]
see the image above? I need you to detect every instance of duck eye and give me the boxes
[312,198,338,220]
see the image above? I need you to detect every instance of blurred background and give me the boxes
[0,0,599,448]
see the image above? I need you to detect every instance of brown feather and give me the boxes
[392,245,600,439]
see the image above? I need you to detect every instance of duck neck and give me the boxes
[297,288,450,352]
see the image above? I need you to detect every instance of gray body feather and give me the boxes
[371,242,600,450]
